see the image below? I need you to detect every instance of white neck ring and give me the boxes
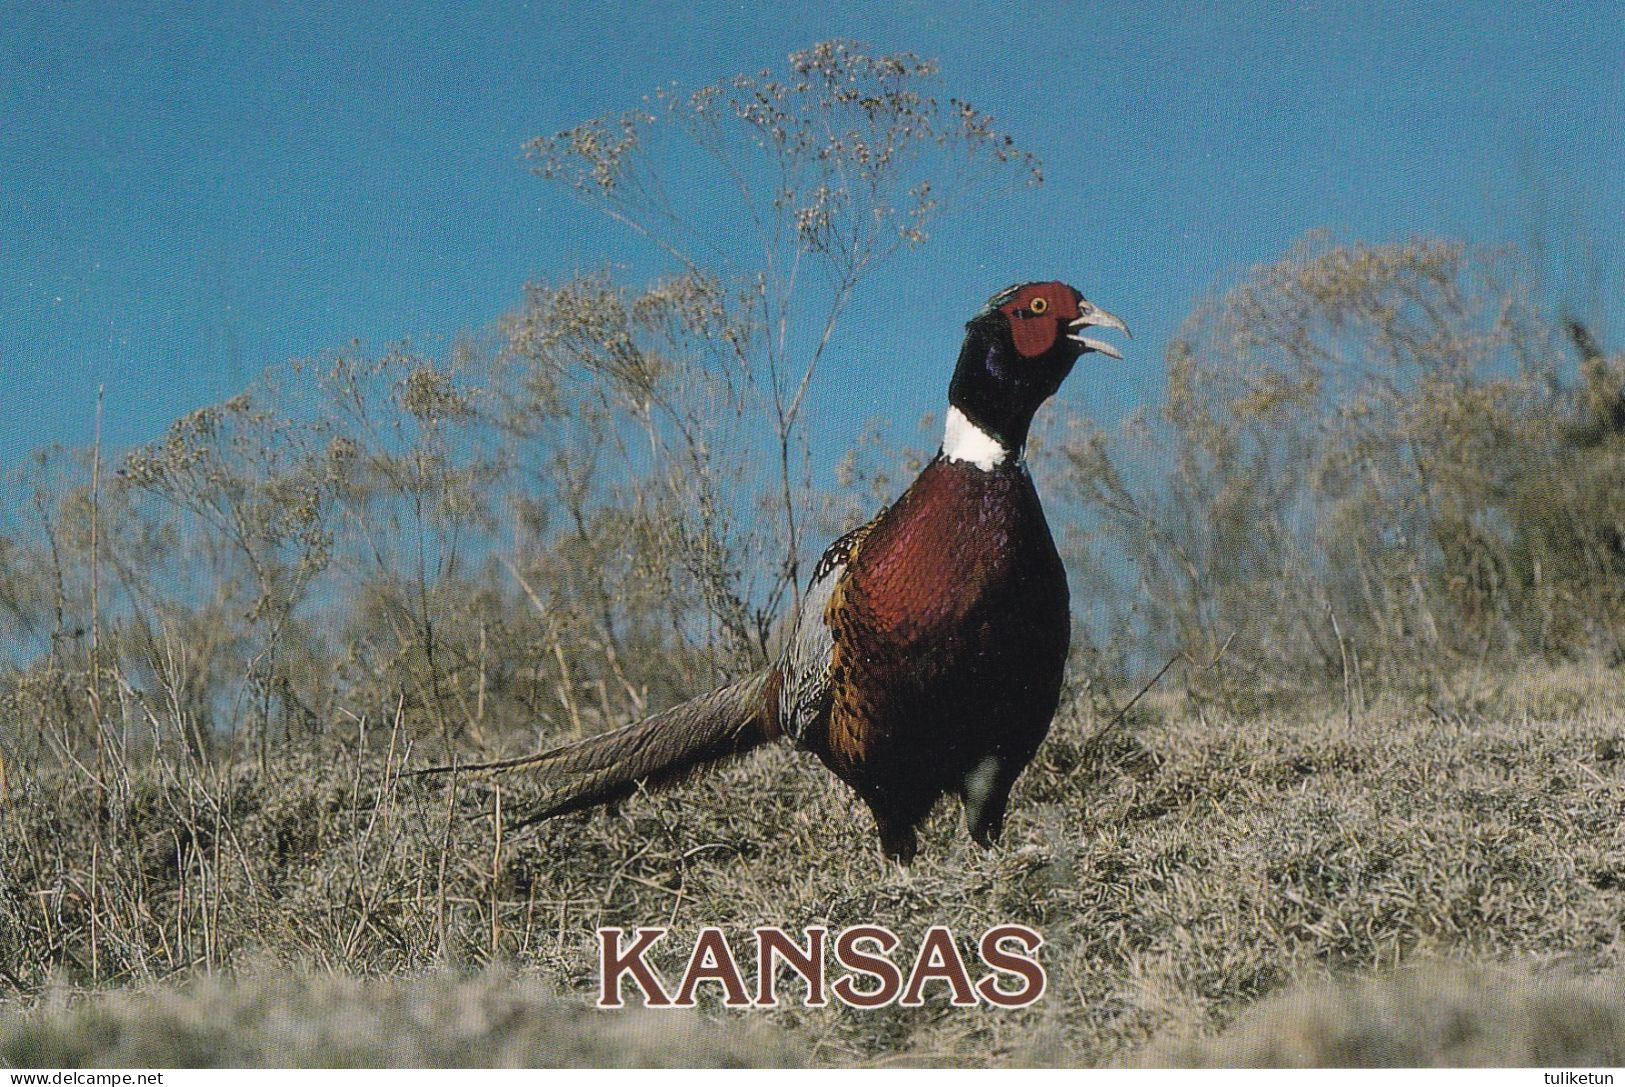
[942,405,1011,471]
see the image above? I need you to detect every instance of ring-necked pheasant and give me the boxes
[420,282,1128,862]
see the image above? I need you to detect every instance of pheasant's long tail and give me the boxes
[411,669,779,827]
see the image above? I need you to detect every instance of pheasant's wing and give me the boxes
[777,517,879,745]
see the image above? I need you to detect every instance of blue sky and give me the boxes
[3,1,1622,466]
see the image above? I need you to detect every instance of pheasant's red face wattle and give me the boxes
[998,282,1082,358]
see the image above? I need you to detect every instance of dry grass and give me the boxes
[1138,962,1625,1067]
[1,968,802,1068]
[3,667,1625,1066]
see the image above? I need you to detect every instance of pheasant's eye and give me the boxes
[1029,297,1048,315]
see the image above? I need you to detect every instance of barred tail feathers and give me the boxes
[417,668,780,826]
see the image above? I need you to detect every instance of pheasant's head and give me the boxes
[945,281,1129,461]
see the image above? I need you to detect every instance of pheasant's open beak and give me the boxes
[1067,305,1131,359]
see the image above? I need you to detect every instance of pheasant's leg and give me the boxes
[873,812,918,866]
[961,755,1018,848]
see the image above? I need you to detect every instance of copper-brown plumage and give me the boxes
[811,456,1070,861]
[414,281,1129,862]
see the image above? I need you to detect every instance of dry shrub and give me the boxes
[1053,232,1625,709]
[0,39,1042,767]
